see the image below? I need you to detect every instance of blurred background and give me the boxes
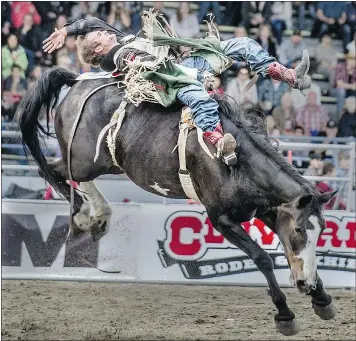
[1,1,355,210]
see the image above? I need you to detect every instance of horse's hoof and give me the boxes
[275,319,301,336]
[313,302,337,320]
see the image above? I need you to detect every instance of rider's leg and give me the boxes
[220,37,311,90]
[176,84,237,166]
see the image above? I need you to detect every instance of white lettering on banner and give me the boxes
[228,260,243,271]
[243,259,257,270]
[199,265,216,277]
[275,255,289,267]
[346,258,356,270]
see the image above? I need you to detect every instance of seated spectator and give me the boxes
[27,65,42,90]
[258,78,290,115]
[312,1,349,52]
[107,2,133,35]
[331,151,351,204]
[170,2,200,40]
[344,1,356,48]
[198,1,222,25]
[316,163,346,210]
[241,1,272,30]
[337,96,356,138]
[272,92,296,134]
[294,1,316,31]
[346,32,356,54]
[292,126,310,158]
[291,77,322,110]
[2,65,27,121]
[296,91,329,136]
[11,1,41,29]
[255,24,277,58]
[153,2,171,23]
[224,2,243,27]
[270,2,292,45]
[234,26,248,38]
[278,30,306,68]
[332,52,356,118]
[1,33,28,79]
[55,15,68,31]
[56,36,81,73]
[17,13,43,74]
[314,33,337,79]
[1,2,11,43]
[225,67,258,110]
[317,119,340,160]
[303,152,324,177]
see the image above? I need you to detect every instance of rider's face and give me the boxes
[86,30,117,55]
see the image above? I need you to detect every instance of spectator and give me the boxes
[278,30,306,68]
[17,13,43,74]
[272,92,296,134]
[270,2,292,45]
[317,119,340,161]
[27,65,42,90]
[337,96,356,138]
[346,32,356,54]
[291,78,322,110]
[313,1,349,52]
[332,151,351,204]
[234,25,248,38]
[316,163,346,210]
[1,2,12,43]
[55,15,68,30]
[241,1,272,30]
[255,24,277,58]
[296,91,329,136]
[56,36,81,73]
[332,52,356,118]
[11,1,41,29]
[198,2,222,25]
[170,2,200,39]
[153,2,171,23]
[292,125,310,159]
[1,33,28,79]
[344,1,356,48]
[314,33,338,79]
[224,2,243,27]
[295,1,316,31]
[107,2,133,35]
[225,67,258,110]
[2,65,27,121]
[303,152,324,177]
[258,78,290,115]
[265,115,280,137]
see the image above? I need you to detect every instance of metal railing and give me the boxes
[279,141,355,211]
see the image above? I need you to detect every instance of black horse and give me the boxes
[18,68,337,335]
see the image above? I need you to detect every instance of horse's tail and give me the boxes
[18,67,78,192]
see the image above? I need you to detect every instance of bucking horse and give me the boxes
[18,67,338,336]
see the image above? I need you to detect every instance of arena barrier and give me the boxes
[2,200,355,288]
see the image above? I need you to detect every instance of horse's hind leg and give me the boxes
[214,213,300,336]
[78,181,112,242]
[40,158,91,236]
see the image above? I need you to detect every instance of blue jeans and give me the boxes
[177,37,276,132]
[271,19,286,45]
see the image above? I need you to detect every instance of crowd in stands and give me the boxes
[1,1,355,207]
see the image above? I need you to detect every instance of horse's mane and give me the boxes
[213,96,317,195]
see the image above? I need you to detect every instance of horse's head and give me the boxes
[275,191,337,293]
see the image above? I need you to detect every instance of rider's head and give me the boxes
[76,30,117,67]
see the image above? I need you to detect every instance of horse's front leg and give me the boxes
[216,214,300,336]
[255,209,337,320]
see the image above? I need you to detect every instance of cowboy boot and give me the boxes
[203,124,237,166]
[267,50,311,90]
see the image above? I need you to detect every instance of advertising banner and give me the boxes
[2,200,355,287]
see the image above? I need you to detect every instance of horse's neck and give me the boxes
[239,134,304,205]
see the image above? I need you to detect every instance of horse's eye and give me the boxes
[295,227,303,234]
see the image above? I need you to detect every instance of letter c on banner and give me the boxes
[169,216,203,256]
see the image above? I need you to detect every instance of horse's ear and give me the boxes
[297,195,313,209]
[319,190,337,204]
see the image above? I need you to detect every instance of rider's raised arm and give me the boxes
[63,17,125,39]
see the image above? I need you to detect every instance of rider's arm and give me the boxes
[61,17,123,38]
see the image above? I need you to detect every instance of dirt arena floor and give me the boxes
[1,280,355,340]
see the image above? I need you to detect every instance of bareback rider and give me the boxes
[43,13,311,166]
